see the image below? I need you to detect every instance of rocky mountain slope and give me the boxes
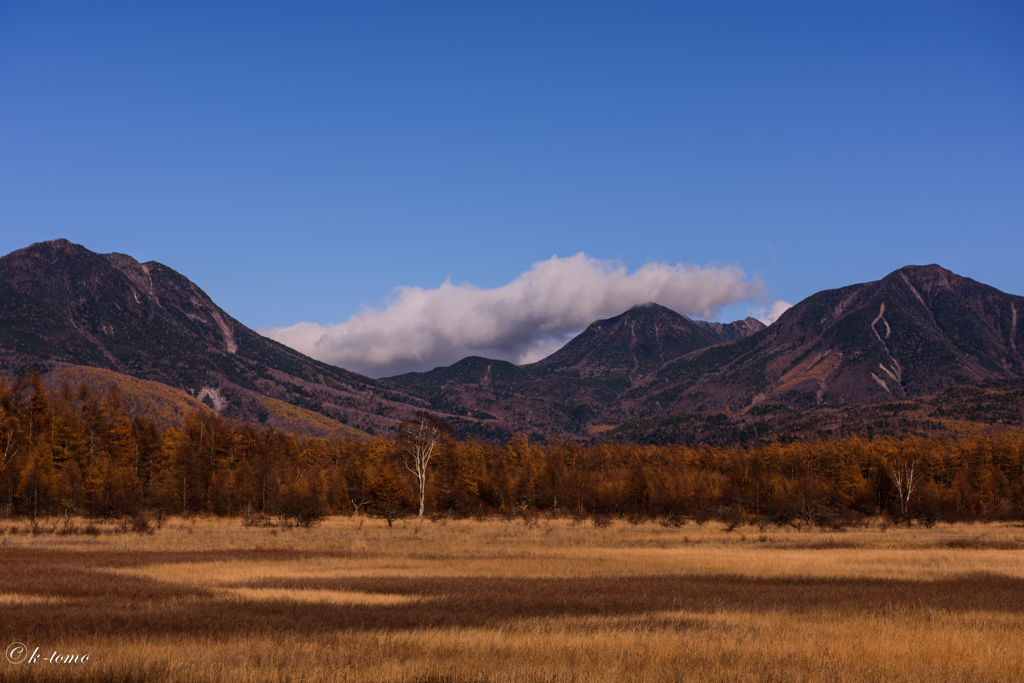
[691,317,765,343]
[3,240,1021,443]
[386,266,1024,438]
[0,239,425,434]
[386,304,769,435]
[631,264,1024,415]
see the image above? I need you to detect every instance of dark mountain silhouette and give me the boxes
[691,317,765,343]
[0,239,425,434]
[386,304,744,434]
[3,240,1022,443]
[530,304,720,378]
[629,264,1024,416]
[386,265,1024,438]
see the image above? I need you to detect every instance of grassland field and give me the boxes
[1,514,1023,682]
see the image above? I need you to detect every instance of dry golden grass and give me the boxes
[2,515,1023,682]
[0,594,63,605]
[259,395,369,439]
[586,424,618,435]
[217,587,423,605]
[940,418,993,433]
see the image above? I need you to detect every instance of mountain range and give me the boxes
[2,239,1023,442]
[0,239,425,436]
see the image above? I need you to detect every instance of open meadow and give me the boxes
[2,515,1024,682]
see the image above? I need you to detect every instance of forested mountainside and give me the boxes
[3,239,1023,444]
[0,239,426,435]
[387,266,1024,440]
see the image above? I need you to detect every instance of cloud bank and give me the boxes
[263,254,772,377]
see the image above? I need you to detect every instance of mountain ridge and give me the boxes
[625,264,1024,416]
[691,316,766,343]
[3,240,1022,443]
[0,239,426,434]
[385,264,1024,437]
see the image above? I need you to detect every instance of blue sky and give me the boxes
[2,2,1022,375]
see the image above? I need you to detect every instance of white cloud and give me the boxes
[262,253,767,377]
[748,299,793,325]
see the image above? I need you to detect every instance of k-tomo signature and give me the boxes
[6,643,90,665]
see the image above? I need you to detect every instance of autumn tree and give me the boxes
[398,412,450,517]
[17,441,58,517]
[370,466,409,527]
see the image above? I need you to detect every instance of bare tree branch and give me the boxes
[886,457,919,521]
[0,427,17,473]
[399,413,450,517]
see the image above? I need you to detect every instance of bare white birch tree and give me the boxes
[886,457,920,521]
[1,424,16,473]
[399,413,449,517]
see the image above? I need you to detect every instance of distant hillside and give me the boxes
[530,303,720,379]
[386,266,1024,440]
[258,395,369,440]
[21,364,367,439]
[4,240,1022,445]
[46,364,215,430]
[691,317,765,343]
[634,264,1024,415]
[605,379,1024,446]
[387,304,768,437]
[0,239,426,435]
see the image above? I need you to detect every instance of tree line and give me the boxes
[2,373,1023,526]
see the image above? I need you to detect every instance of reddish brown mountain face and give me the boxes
[385,304,752,435]
[0,239,425,435]
[2,240,1022,443]
[691,317,766,343]
[386,266,1024,439]
[635,264,1024,415]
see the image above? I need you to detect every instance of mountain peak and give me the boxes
[0,240,423,435]
[888,263,967,297]
[10,238,86,259]
[5,240,1022,443]
[663,262,1024,410]
[626,301,663,312]
[530,303,718,377]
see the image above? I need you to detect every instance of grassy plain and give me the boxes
[1,515,1023,682]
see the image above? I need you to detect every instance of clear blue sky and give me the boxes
[2,2,1022,336]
